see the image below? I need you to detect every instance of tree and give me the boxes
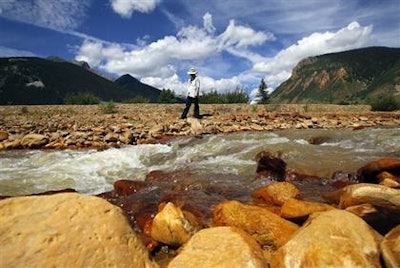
[158,88,177,103]
[257,78,269,104]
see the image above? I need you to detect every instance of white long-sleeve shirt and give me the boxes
[187,76,200,98]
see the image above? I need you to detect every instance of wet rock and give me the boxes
[168,226,266,268]
[323,183,400,210]
[255,151,286,180]
[270,209,382,268]
[357,158,400,183]
[20,133,48,148]
[0,193,157,267]
[280,198,335,220]
[378,171,400,188]
[160,190,225,228]
[213,200,299,249]
[113,179,149,196]
[380,225,400,268]
[151,202,199,246]
[252,181,301,206]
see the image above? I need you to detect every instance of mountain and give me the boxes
[0,57,161,104]
[268,47,400,104]
[114,74,161,102]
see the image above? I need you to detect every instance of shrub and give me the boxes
[126,96,150,103]
[158,89,177,103]
[369,95,400,111]
[200,89,249,104]
[20,106,29,114]
[64,92,100,105]
[99,101,118,114]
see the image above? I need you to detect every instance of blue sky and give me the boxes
[0,0,399,98]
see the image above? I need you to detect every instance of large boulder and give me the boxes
[0,193,157,268]
[213,200,299,249]
[381,225,400,268]
[168,226,266,268]
[270,209,382,267]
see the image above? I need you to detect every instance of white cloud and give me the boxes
[0,0,90,30]
[75,13,270,87]
[75,11,373,101]
[110,0,161,18]
[253,21,373,88]
[0,46,36,57]
[203,12,216,34]
[218,20,274,49]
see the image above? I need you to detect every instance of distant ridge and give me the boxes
[269,46,400,104]
[0,57,162,104]
[114,74,161,102]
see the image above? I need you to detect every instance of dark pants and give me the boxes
[181,97,200,119]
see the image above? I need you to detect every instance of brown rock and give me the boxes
[280,198,335,219]
[270,209,382,268]
[0,193,157,268]
[168,226,266,268]
[113,179,149,196]
[378,171,400,188]
[323,183,400,209]
[357,158,400,183]
[151,202,199,246]
[187,117,202,135]
[252,182,301,206]
[213,200,299,249]
[20,133,48,148]
[0,130,9,141]
[255,151,286,180]
[345,203,400,235]
[381,225,400,268]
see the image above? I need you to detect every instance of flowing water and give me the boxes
[1,127,399,197]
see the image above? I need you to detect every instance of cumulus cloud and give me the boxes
[75,12,271,93]
[0,0,90,30]
[110,0,161,18]
[75,11,372,99]
[253,21,373,88]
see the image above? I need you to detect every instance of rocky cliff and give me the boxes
[269,47,400,104]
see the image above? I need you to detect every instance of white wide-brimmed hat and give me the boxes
[187,67,197,75]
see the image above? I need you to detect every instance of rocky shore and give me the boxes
[1,104,400,267]
[0,103,399,150]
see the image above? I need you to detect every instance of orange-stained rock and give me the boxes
[280,198,335,220]
[151,202,199,246]
[168,227,266,268]
[270,209,382,268]
[252,182,301,206]
[213,200,299,249]
[0,193,158,268]
[357,158,400,183]
[381,225,400,268]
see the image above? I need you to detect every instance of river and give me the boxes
[1,127,399,197]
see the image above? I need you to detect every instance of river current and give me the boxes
[1,127,399,197]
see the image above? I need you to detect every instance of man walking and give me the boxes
[181,67,201,119]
